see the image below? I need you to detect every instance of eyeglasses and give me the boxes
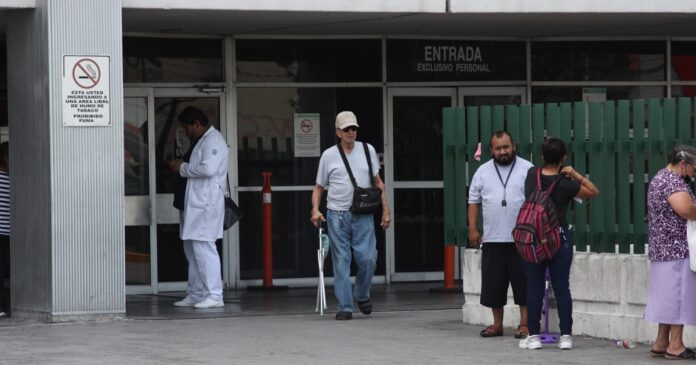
[341,126,358,132]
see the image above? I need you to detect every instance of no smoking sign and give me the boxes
[62,55,111,126]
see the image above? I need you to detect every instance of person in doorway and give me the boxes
[0,142,8,317]
[168,107,228,309]
[644,145,696,359]
[518,138,598,350]
[310,111,391,320]
[468,131,533,338]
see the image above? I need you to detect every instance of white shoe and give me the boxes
[519,335,543,350]
[194,297,224,309]
[173,296,199,307]
[558,335,573,350]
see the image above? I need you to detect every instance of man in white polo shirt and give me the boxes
[468,131,533,338]
[310,111,391,321]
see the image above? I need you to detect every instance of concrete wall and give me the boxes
[7,0,125,321]
[462,249,696,345]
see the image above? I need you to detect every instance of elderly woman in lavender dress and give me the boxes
[645,145,696,360]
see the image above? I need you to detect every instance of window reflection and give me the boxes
[236,39,382,83]
[532,86,665,104]
[124,98,149,196]
[532,41,665,81]
[394,189,444,272]
[123,37,223,83]
[154,98,220,194]
[237,88,383,186]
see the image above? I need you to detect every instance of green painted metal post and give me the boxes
[632,99,647,254]
[572,102,588,250]
[603,101,617,252]
[616,101,631,253]
[588,102,604,252]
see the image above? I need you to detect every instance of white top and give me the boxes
[179,127,229,241]
[468,156,533,243]
[316,142,380,211]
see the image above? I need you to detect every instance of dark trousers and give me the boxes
[521,230,573,335]
[0,234,7,313]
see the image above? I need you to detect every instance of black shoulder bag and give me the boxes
[223,174,243,230]
[337,142,382,215]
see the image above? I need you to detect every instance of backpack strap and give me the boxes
[535,167,562,194]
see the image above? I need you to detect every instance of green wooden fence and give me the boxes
[443,98,696,254]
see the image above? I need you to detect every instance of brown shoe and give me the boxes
[514,324,529,339]
[479,325,503,337]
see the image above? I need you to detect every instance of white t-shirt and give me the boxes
[316,142,380,211]
[468,156,533,243]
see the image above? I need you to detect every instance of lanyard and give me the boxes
[493,156,516,207]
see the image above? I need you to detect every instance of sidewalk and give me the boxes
[0,284,659,364]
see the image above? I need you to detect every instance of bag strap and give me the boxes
[337,143,358,188]
[363,142,376,188]
[535,167,562,194]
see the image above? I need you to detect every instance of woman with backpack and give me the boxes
[518,138,599,350]
[644,145,696,360]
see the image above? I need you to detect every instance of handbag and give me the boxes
[223,175,242,230]
[337,142,382,215]
[688,220,696,272]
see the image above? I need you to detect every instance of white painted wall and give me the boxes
[462,249,696,346]
[450,0,696,14]
[122,0,445,12]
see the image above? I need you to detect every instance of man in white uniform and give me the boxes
[168,106,228,309]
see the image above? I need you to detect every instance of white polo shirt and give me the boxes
[468,156,533,243]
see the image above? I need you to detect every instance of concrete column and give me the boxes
[6,0,124,321]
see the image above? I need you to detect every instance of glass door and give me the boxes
[387,88,455,282]
[124,88,226,294]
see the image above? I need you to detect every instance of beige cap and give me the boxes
[335,111,359,130]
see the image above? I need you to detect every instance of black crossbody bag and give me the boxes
[337,142,382,214]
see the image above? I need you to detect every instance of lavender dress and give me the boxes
[644,168,696,325]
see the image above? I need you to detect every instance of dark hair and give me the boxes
[542,137,566,165]
[177,106,209,126]
[489,131,514,146]
[667,144,696,166]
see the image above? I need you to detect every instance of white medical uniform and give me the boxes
[179,126,228,301]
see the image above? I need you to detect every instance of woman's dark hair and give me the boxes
[542,137,566,165]
[177,106,209,126]
[667,144,696,166]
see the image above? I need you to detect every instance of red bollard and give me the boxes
[429,244,462,293]
[247,172,287,291]
[443,245,455,289]
[261,172,273,287]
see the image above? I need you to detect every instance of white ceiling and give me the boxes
[120,9,696,38]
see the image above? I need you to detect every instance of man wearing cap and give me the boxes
[311,111,391,320]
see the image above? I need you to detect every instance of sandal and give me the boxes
[514,324,529,339]
[665,348,695,360]
[479,325,503,338]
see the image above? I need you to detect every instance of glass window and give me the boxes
[532,41,665,81]
[394,189,444,272]
[237,87,383,187]
[672,42,696,81]
[532,86,665,104]
[672,85,696,98]
[124,97,149,196]
[125,226,151,285]
[387,40,526,82]
[238,191,386,279]
[236,39,382,82]
[392,95,451,181]
[123,37,223,83]
[154,97,221,194]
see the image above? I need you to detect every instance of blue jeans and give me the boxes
[521,229,574,335]
[327,209,377,312]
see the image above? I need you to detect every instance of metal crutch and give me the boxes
[316,222,329,315]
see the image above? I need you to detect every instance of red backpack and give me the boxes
[512,168,562,263]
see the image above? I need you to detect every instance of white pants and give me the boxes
[183,240,223,301]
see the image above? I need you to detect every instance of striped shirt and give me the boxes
[0,171,9,236]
